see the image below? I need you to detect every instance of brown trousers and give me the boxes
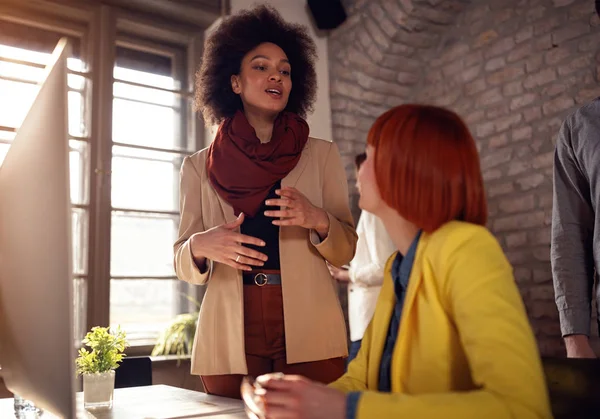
[201,284,345,399]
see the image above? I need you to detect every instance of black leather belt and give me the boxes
[242,272,282,286]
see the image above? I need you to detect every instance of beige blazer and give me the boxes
[174,137,358,375]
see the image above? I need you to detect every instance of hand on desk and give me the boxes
[256,373,345,419]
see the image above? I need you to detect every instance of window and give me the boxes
[0,2,206,349]
[109,45,194,342]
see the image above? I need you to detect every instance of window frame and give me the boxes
[0,0,211,354]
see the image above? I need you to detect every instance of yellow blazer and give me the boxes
[330,221,552,419]
[174,137,357,375]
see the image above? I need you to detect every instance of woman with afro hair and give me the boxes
[173,5,357,398]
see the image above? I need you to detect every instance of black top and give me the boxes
[240,180,281,270]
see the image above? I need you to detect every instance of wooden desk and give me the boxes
[0,385,247,418]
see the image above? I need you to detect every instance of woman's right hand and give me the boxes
[190,213,268,272]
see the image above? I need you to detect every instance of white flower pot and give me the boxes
[83,370,115,410]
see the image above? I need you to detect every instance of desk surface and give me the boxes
[0,385,247,418]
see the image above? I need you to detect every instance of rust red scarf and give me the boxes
[206,110,309,217]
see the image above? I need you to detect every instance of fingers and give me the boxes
[264,209,298,219]
[220,257,252,272]
[235,245,268,263]
[233,253,265,268]
[223,212,245,230]
[233,233,266,247]
[276,187,300,199]
[271,218,301,226]
[265,198,293,208]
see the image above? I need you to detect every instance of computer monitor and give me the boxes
[0,38,76,417]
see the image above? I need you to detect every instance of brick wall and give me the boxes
[329,0,600,356]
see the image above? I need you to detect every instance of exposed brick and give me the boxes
[461,65,481,83]
[488,133,509,148]
[512,126,533,142]
[484,37,516,58]
[530,285,554,301]
[465,109,485,124]
[507,160,530,176]
[517,173,545,191]
[558,56,591,76]
[503,81,524,96]
[464,50,483,66]
[493,211,545,231]
[542,96,575,116]
[364,17,392,49]
[506,232,528,247]
[523,68,557,89]
[500,195,535,213]
[507,43,533,63]
[494,113,522,132]
[510,93,537,110]
[487,66,525,85]
[481,148,512,170]
[545,46,571,65]
[533,268,552,284]
[526,55,544,73]
[476,87,503,107]
[552,22,590,44]
[515,26,534,44]
[534,15,566,36]
[576,87,600,104]
[474,30,498,48]
[442,59,465,77]
[396,71,419,85]
[488,182,515,198]
[524,107,543,122]
[475,121,495,138]
[486,104,510,119]
[483,169,502,181]
[531,228,551,245]
[485,57,506,71]
[465,78,487,96]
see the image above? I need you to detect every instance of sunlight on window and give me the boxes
[114,67,176,89]
[0,45,86,135]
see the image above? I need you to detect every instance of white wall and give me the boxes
[205,0,333,144]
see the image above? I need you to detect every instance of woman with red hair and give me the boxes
[257,104,552,419]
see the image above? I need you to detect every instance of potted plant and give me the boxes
[152,294,200,360]
[75,326,128,410]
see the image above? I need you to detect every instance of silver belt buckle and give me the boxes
[254,273,268,287]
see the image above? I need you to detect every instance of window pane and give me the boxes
[110,279,184,341]
[112,98,180,149]
[113,81,179,106]
[72,208,88,276]
[111,146,181,212]
[0,60,44,83]
[73,277,87,343]
[69,139,88,205]
[0,79,38,128]
[68,91,85,138]
[110,212,178,277]
[0,143,9,166]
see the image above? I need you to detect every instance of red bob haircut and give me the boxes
[367,104,487,233]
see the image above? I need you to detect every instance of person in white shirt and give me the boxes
[328,152,396,365]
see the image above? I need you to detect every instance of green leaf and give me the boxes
[75,326,129,376]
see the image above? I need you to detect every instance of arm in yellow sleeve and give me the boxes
[353,227,552,419]
[328,322,371,393]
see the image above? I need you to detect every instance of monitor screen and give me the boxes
[0,38,76,417]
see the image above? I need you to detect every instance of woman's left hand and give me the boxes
[260,375,346,419]
[265,187,330,238]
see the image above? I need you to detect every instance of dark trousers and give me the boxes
[346,339,362,370]
[201,284,345,399]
